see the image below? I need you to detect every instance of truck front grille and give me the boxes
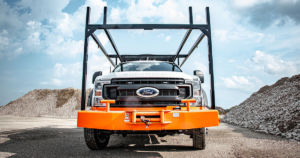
[106,88,189,99]
[118,89,178,96]
[111,78,184,85]
[111,101,184,107]
[103,78,191,107]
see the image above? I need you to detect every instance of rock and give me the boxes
[222,74,300,141]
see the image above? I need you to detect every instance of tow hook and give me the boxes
[140,116,150,128]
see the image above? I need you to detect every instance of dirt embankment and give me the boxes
[216,106,226,115]
[0,88,91,118]
[222,75,300,141]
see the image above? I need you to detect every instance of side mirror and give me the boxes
[92,71,102,83]
[194,70,204,83]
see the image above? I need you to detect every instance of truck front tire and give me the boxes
[193,128,205,150]
[84,128,110,150]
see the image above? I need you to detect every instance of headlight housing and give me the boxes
[185,77,202,106]
[93,80,111,107]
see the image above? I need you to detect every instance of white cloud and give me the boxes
[40,62,82,87]
[0,0,228,60]
[40,54,111,88]
[55,0,107,36]
[0,0,107,60]
[40,78,63,86]
[229,0,300,29]
[127,30,149,37]
[214,30,228,42]
[52,78,63,86]
[266,34,276,43]
[232,0,272,8]
[89,32,109,54]
[56,13,73,37]
[228,59,235,62]
[0,30,9,48]
[97,32,109,46]
[46,39,84,57]
[0,0,70,35]
[165,36,171,41]
[221,75,264,92]
[69,62,82,76]
[249,50,300,75]
[194,61,208,74]
[236,65,249,71]
[195,15,205,23]
[108,7,125,23]
[8,47,23,61]
[110,0,192,24]
[157,33,164,38]
[87,54,111,88]
[54,63,68,77]
[214,29,264,43]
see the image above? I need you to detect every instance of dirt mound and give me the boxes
[204,105,226,115]
[0,88,91,118]
[222,74,300,141]
[216,107,226,115]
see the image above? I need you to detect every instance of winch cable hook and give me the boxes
[140,116,150,128]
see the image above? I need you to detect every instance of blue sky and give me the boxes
[0,0,299,109]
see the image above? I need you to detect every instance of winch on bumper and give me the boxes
[77,99,220,131]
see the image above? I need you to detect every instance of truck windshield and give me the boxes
[113,62,182,72]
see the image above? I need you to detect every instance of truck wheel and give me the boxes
[84,128,110,150]
[193,128,205,150]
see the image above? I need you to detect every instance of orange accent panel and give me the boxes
[132,110,136,123]
[95,91,102,96]
[91,106,203,111]
[77,109,219,131]
[100,100,115,112]
[160,110,164,123]
[181,99,196,112]
[100,100,115,104]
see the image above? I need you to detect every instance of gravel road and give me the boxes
[0,115,299,158]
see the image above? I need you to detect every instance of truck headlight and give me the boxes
[93,80,111,107]
[186,77,201,106]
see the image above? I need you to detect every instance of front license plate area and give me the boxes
[173,113,179,117]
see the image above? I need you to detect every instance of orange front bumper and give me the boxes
[77,99,220,131]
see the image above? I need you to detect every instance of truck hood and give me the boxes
[96,71,194,81]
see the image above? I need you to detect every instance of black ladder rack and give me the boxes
[81,6,216,110]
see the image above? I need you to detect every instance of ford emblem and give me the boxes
[136,87,159,98]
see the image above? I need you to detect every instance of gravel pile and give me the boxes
[216,106,226,115]
[222,75,300,141]
[0,88,91,118]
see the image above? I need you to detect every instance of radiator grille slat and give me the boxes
[111,78,184,85]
